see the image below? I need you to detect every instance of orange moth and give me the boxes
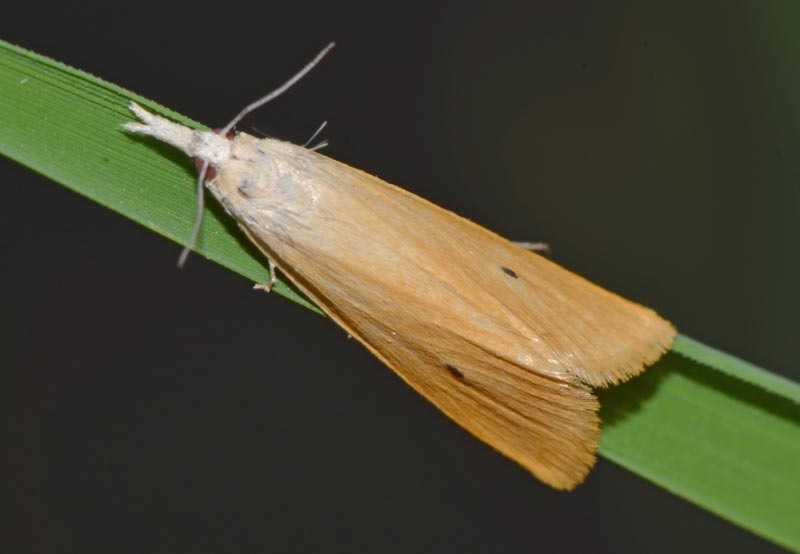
[124,44,675,490]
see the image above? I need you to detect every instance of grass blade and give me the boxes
[2,39,798,550]
[599,347,799,549]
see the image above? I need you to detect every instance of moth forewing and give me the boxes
[124,103,675,490]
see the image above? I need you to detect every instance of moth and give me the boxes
[124,44,675,490]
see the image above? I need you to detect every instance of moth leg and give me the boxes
[253,259,278,293]
[514,241,550,255]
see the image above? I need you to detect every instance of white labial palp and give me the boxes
[124,104,231,166]
[125,105,284,290]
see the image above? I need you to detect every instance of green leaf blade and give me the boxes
[2,38,798,550]
[600,350,800,549]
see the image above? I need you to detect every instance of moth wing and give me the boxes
[242,239,602,488]
[218,140,673,488]
[439,227,676,388]
[317,161,676,389]
[235,205,602,489]
[362,323,602,490]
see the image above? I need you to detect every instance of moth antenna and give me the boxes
[304,120,328,147]
[178,41,335,266]
[177,160,210,267]
[220,42,336,136]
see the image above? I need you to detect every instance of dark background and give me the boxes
[3,2,797,552]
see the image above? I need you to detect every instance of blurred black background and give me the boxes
[2,2,797,552]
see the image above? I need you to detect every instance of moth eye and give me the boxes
[194,158,218,180]
[444,364,465,380]
[211,127,235,139]
[501,266,518,278]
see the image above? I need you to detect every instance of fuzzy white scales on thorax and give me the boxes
[124,103,325,245]
[206,135,327,243]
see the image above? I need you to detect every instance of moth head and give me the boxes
[194,128,235,181]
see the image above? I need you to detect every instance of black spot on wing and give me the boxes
[445,364,465,380]
[501,266,518,278]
